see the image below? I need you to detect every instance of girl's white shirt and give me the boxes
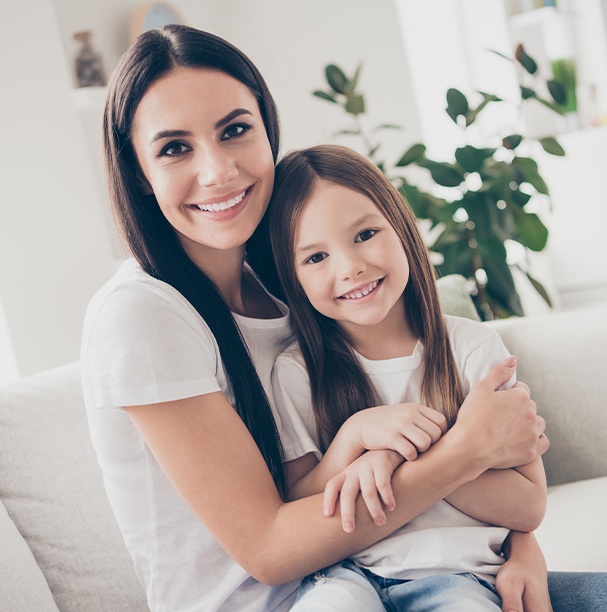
[272,315,514,584]
[81,257,298,612]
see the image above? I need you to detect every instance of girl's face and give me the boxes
[131,67,275,264]
[293,179,410,334]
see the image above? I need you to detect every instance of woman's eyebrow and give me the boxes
[215,108,253,129]
[147,109,254,145]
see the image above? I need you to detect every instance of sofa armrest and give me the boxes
[488,304,607,486]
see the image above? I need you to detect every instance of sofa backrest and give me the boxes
[0,362,147,611]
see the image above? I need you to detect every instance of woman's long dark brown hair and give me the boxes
[103,25,286,494]
[268,145,464,451]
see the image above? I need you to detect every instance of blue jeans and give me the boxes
[549,571,607,612]
[290,560,501,611]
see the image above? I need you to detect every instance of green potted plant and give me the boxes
[313,45,568,319]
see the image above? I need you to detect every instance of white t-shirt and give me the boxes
[81,258,298,612]
[271,315,513,584]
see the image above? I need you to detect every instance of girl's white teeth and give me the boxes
[342,280,379,300]
[195,190,246,211]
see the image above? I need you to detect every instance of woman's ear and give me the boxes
[137,172,154,195]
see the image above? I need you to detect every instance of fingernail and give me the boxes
[344,523,354,533]
[375,516,386,526]
[503,355,517,366]
[323,506,330,516]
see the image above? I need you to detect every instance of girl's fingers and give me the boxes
[339,476,361,533]
[323,473,345,517]
[375,467,396,512]
[359,470,386,526]
[391,436,418,461]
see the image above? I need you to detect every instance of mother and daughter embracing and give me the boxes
[81,24,606,611]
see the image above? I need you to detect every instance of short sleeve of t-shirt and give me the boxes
[84,269,222,410]
[271,344,322,462]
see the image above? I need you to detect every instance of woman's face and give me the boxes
[131,67,275,263]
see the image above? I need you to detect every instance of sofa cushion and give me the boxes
[489,305,607,486]
[0,363,147,612]
[437,274,481,321]
[0,498,59,611]
[536,476,607,571]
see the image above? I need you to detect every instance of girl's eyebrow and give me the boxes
[148,109,253,145]
[295,212,382,254]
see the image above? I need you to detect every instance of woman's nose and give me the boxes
[197,148,238,186]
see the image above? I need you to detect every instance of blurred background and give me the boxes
[1,0,606,381]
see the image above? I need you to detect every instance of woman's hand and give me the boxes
[323,449,404,532]
[497,531,553,612]
[347,403,448,460]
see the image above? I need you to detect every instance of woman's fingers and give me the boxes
[322,473,345,517]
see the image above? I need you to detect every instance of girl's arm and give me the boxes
[125,361,546,586]
[286,403,446,500]
[496,531,553,612]
[445,457,547,532]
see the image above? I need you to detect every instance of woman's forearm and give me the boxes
[445,458,547,532]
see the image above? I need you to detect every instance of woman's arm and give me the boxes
[125,361,545,586]
[445,457,547,532]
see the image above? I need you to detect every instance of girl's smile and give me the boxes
[338,278,383,301]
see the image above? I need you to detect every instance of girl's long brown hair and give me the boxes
[268,145,464,451]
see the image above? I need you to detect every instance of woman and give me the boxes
[82,23,559,611]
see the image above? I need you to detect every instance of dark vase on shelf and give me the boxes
[73,30,106,88]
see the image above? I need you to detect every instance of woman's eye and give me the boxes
[355,229,377,243]
[221,123,251,141]
[305,252,326,265]
[159,142,189,157]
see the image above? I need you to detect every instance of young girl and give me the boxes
[269,145,548,611]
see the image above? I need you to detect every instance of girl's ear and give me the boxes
[137,172,154,195]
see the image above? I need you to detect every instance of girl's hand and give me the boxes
[496,531,552,612]
[323,449,404,533]
[349,403,448,461]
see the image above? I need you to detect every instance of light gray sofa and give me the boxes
[1,302,606,610]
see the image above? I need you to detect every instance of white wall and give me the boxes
[0,0,116,377]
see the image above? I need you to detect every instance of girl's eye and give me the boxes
[305,252,327,265]
[159,142,189,157]
[221,123,251,141]
[355,229,377,243]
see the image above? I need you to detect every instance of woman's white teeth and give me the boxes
[195,190,245,211]
[342,280,379,300]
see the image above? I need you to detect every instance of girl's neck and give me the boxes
[342,304,418,361]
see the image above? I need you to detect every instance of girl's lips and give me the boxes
[339,278,384,300]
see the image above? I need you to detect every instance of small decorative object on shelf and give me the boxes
[73,30,107,88]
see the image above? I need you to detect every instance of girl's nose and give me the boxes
[339,251,366,280]
[197,148,238,186]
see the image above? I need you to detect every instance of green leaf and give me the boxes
[347,62,364,95]
[446,88,469,124]
[484,259,524,317]
[520,86,536,100]
[373,123,402,132]
[478,91,503,103]
[418,159,465,187]
[325,64,348,94]
[312,90,337,103]
[515,44,538,75]
[539,136,565,156]
[455,145,494,173]
[395,143,426,167]
[502,134,523,150]
[510,209,549,251]
[520,268,553,306]
[536,96,566,115]
[344,93,365,115]
[547,79,567,105]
